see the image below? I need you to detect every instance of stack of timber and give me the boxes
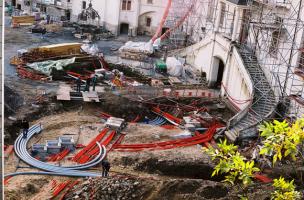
[12,16,35,26]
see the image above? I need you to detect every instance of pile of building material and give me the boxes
[37,43,82,55]
[44,23,63,33]
[10,43,107,80]
[166,57,185,77]
[73,24,114,41]
[12,15,35,26]
[119,41,154,61]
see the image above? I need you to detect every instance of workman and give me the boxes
[92,75,98,91]
[41,28,47,39]
[76,77,82,92]
[21,119,30,139]
[85,77,91,92]
[46,15,50,24]
[101,159,111,177]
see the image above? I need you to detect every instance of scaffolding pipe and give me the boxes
[159,0,196,41]
[151,0,172,42]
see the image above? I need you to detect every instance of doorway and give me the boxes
[66,10,71,21]
[120,23,129,35]
[210,57,225,88]
[216,59,225,87]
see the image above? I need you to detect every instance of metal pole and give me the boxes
[283,0,303,94]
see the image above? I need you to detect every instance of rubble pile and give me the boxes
[66,176,155,200]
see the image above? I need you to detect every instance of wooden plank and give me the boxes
[57,85,72,101]
[12,16,35,24]
[82,91,100,102]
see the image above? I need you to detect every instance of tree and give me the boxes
[203,139,260,186]
[259,118,304,165]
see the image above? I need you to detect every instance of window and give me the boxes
[298,39,304,72]
[219,2,226,27]
[122,0,131,10]
[146,17,151,27]
[127,0,131,10]
[269,30,280,56]
[207,0,215,22]
[269,17,284,56]
[299,50,304,69]
[82,1,86,9]
[147,0,153,4]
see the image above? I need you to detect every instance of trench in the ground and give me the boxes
[5,88,233,182]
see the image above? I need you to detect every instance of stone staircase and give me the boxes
[225,46,277,142]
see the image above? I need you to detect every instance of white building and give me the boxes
[175,0,304,140]
[9,0,167,36]
[70,0,166,36]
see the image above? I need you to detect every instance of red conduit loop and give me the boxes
[72,128,109,162]
[113,123,223,152]
[221,83,252,104]
[151,0,172,42]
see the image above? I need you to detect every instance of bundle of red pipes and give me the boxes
[48,148,70,162]
[16,66,47,80]
[113,123,223,152]
[72,128,116,164]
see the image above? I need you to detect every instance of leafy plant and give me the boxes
[259,118,304,165]
[204,139,260,186]
[271,177,301,200]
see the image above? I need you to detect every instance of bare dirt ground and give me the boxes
[3,16,275,200]
[4,110,217,200]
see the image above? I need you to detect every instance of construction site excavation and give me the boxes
[3,0,304,199]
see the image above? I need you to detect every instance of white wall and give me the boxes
[70,0,165,36]
[179,33,253,110]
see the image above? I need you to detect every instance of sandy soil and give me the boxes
[4,110,212,199]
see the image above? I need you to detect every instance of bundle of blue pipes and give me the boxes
[5,124,106,178]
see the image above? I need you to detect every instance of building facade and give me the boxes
[8,0,166,36]
[177,0,303,119]
[70,0,166,36]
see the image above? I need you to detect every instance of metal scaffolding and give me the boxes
[241,0,304,120]
[165,0,304,121]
